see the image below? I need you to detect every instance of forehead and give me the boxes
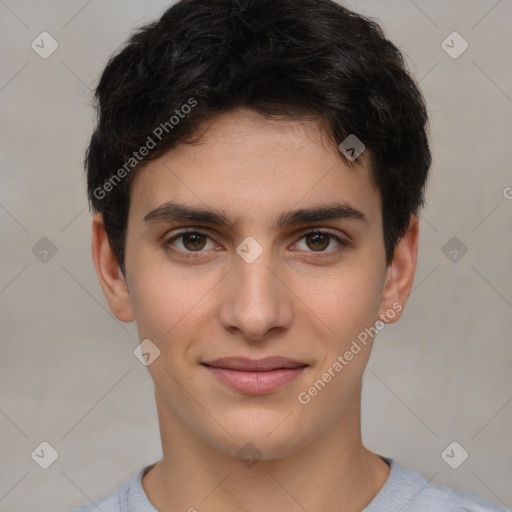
[129,109,380,228]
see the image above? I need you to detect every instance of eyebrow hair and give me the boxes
[142,201,369,229]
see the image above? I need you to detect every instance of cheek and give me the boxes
[129,260,216,352]
[127,262,181,341]
[293,262,384,343]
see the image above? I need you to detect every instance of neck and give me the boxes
[142,381,390,512]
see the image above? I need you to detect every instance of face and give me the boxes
[94,108,416,461]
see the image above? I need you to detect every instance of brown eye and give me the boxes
[293,230,350,258]
[305,232,331,251]
[164,230,216,256]
[182,233,207,251]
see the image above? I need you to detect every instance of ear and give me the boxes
[91,213,134,323]
[378,214,419,324]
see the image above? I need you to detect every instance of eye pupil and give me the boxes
[306,233,330,251]
[183,233,206,251]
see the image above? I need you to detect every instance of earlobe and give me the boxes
[378,214,419,324]
[91,213,135,323]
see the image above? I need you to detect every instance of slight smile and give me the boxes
[202,357,309,394]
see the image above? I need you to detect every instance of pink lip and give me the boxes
[202,357,308,394]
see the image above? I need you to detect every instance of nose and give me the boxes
[218,244,294,342]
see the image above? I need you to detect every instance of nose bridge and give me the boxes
[237,250,278,301]
[219,238,292,339]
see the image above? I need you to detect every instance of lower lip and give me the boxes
[204,365,307,394]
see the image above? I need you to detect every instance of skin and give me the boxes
[92,108,419,512]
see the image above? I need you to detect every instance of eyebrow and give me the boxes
[142,201,369,229]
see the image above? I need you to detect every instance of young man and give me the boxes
[71,0,509,511]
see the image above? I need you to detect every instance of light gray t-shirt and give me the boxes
[69,456,510,512]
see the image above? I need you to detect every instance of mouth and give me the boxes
[201,357,308,394]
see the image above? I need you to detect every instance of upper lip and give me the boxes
[202,357,307,372]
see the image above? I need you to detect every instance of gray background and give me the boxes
[1,1,511,511]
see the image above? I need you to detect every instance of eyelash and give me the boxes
[163,229,351,260]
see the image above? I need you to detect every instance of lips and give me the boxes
[203,356,307,372]
[202,357,308,394]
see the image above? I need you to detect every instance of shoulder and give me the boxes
[413,479,510,512]
[67,466,149,512]
[366,457,510,512]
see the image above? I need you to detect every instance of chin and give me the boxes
[207,409,312,461]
